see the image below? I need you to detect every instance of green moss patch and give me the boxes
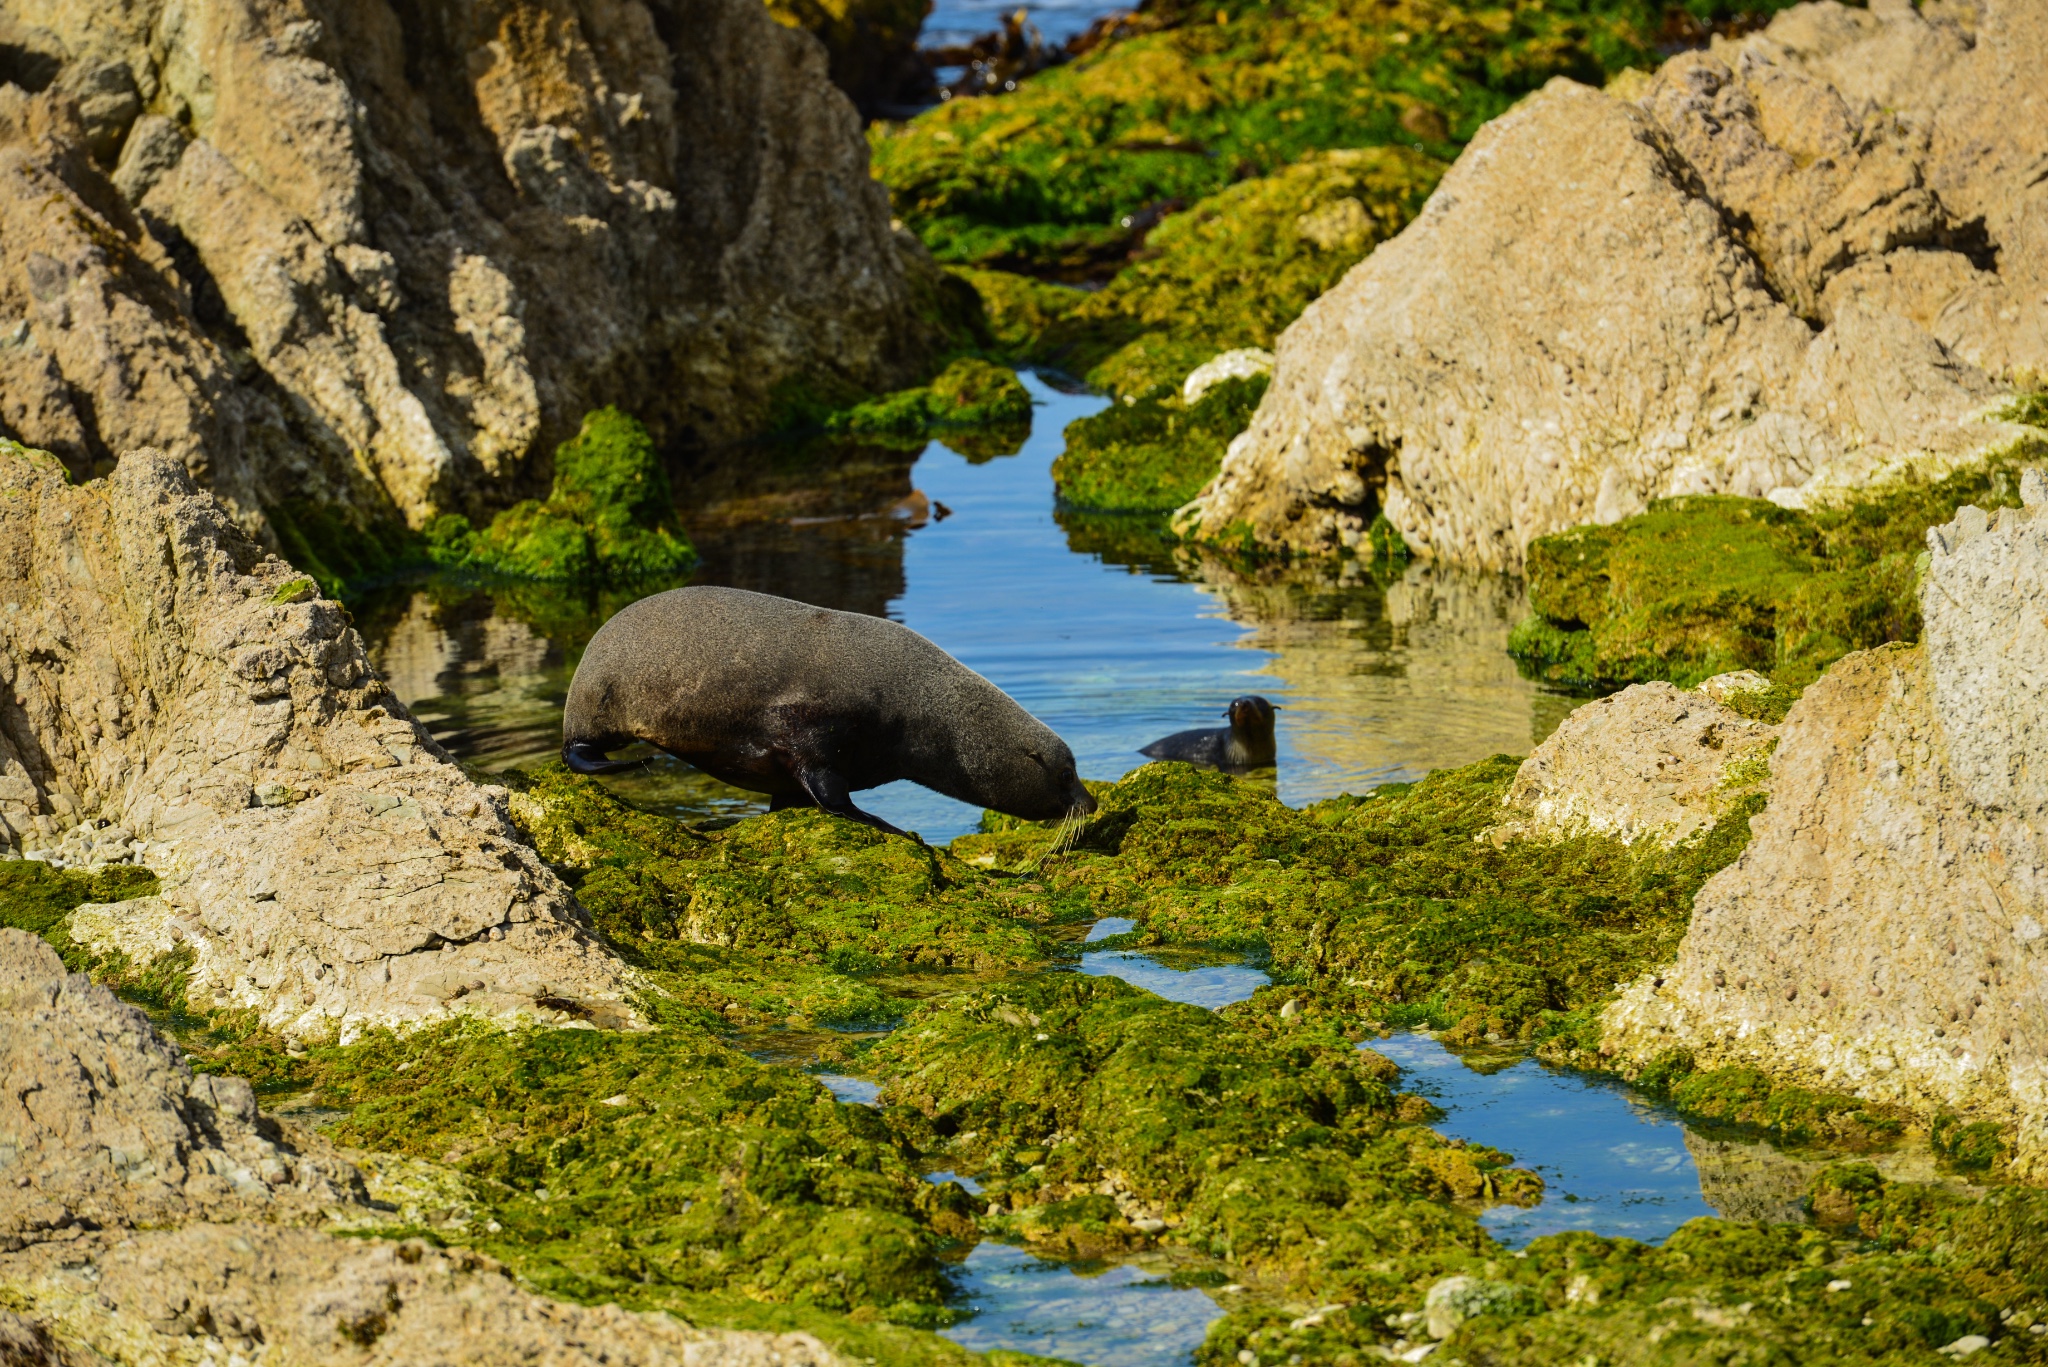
[776,359,1036,461]
[0,860,158,956]
[1053,373,1267,513]
[429,408,696,586]
[1510,451,2045,693]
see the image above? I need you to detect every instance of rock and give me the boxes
[0,928,363,1247]
[1494,676,1779,847]
[1604,478,2048,1174]
[0,927,849,1366]
[0,0,934,532]
[0,443,634,1037]
[1182,349,1275,407]
[1181,0,2048,567]
[1423,1275,1532,1339]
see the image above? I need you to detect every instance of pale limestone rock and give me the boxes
[1495,678,1778,847]
[0,929,847,1367]
[0,443,634,1037]
[0,930,365,1248]
[0,0,933,531]
[1604,478,2048,1173]
[1181,349,1274,407]
[1182,0,2048,567]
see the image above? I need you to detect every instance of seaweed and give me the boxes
[1052,373,1267,513]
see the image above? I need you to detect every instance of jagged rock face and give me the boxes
[1605,471,2048,1174]
[0,929,362,1249]
[0,0,931,532]
[1494,675,1778,848]
[0,444,633,1037]
[0,929,848,1367]
[1182,0,2048,568]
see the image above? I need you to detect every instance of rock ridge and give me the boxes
[0,442,634,1037]
[1181,0,2048,568]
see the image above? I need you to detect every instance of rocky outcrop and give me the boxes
[0,929,847,1366]
[0,443,632,1038]
[1494,673,1778,847]
[0,0,934,535]
[1181,0,2048,568]
[1604,470,2048,1174]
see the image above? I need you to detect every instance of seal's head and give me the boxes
[951,715,1096,822]
[1226,695,1278,736]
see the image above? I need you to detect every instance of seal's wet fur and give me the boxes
[563,586,1097,835]
[1139,695,1278,772]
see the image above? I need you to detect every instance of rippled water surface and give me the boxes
[363,373,1570,843]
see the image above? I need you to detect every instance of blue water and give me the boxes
[923,0,1123,50]
[927,1169,986,1195]
[1078,949,1269,1010]
[1085,916,1136,942]
[1371,1032,1718,1245]
[940,1242,1222,1367]
[818,1074,882,1106]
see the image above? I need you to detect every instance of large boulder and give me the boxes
[0,0,934,533]
[1604,470,2048,1174]
[1181,0,2048,569]
[0,443,633,1038]
[0,929,846,1366]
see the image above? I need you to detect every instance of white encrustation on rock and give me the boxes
[1181,348,1275,406]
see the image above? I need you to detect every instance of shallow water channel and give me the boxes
[353,378,1824,1364]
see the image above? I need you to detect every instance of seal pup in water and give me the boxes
[1139,695,1278,772]
[562,586,1096,835]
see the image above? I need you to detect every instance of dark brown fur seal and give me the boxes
[1139,695,1278,772]
[562,586,1097,835]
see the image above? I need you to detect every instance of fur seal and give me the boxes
[562,586,1097,835]
[1138,695,1278,772]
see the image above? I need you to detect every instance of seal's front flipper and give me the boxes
[797,766,909,837]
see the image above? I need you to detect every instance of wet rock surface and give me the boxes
[1607,474,2048,1174]
[0,444,631,1036]
[0,0,934,530]
[1184,0,2048,566]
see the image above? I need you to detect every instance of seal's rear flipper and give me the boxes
[797,765,908,837]
[562,740,650,774]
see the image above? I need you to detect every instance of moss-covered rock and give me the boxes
[1052,373,1267,513]
[0,860,159,958]
[428,408,696,586]
[1509,454,2042,693]
[778,358,1036,459]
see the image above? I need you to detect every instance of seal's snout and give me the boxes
[1069,781,1098,817]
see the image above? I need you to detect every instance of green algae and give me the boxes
[428,408,696,587]
[774,358,1035,460]
[1622,1050,1907,1152]
[955,758,1762,1044]
[0,860,158,963]
[266,498,428,600]
[1510,450,2046,694]
[1027,149,1441,397]
[1052,374,1267,513]
[869,0,1701,282]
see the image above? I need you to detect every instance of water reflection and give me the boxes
[1373,1032,1718,1245]
[940,1243,1221,1367]
[360,372,1575,843]
[1078,949,1269,1011]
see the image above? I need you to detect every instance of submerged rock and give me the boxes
[0,443,632,1037]
[1182,0,2048,566]
[1605,474,2048,1174]
[0,0,934,532]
